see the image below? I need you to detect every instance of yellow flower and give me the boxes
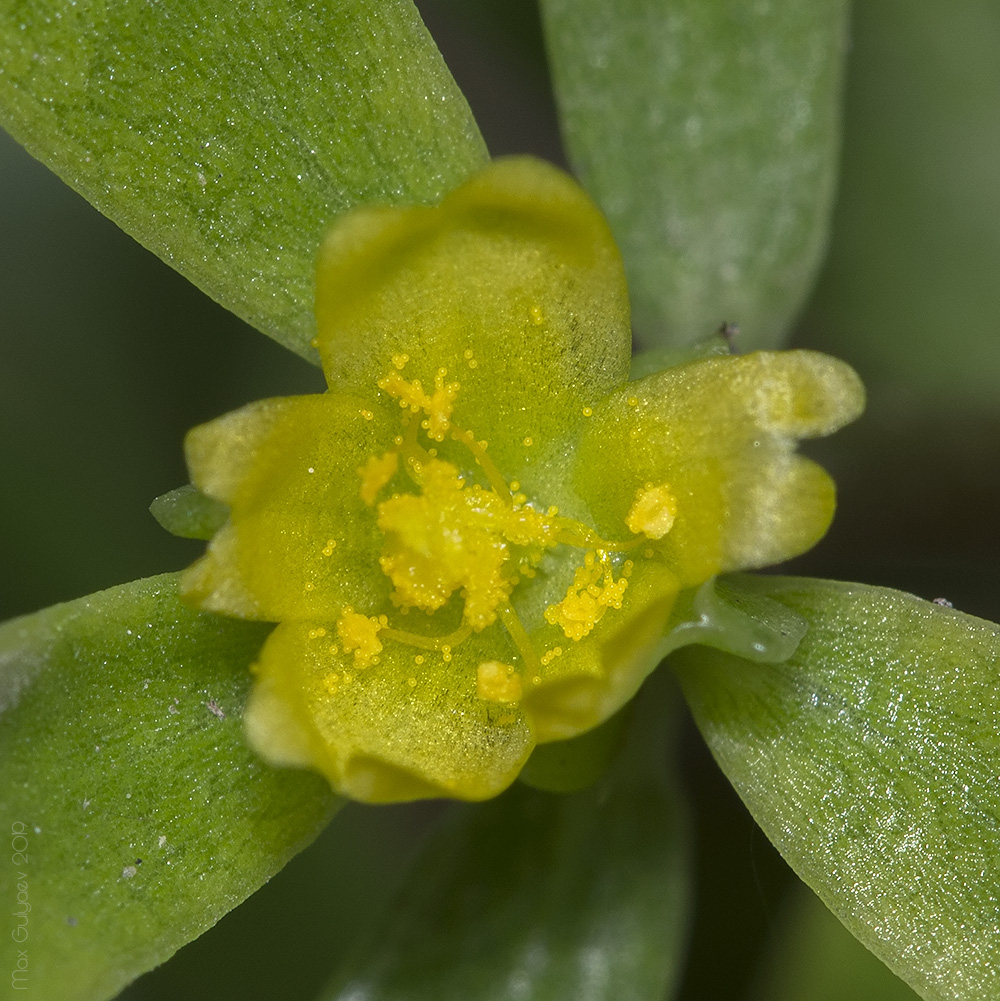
[179,157,863,803]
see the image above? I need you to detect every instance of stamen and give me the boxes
[626,483,678,540]
[449,424,511,501]
[398,416,431,486]
[551,516,641,553]
[498,603,542,678]
[476,661,523,703]
[336,610,385,666]
[358,451,399,505]
[380,622,473,653]
[544,550,630,641]
[348,357,650,677]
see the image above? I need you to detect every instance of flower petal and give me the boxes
[575,351,864,585]
[244,621,535,803]
[182,394,396,621]
[314,156,632,473]
[519,558,681,742]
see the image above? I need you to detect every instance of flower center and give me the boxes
[341,356,677,702]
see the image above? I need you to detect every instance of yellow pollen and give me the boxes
[376,458,560,631]
[355,357,641,687]
[358,451,399,506]
[582,406,593,417]
[476,661,523,703]
[626,483,679,540]
[322,538,338,557]
[627,396,639,408]
[529,304,545,326]
[379,368,459,442]
[336,610,383,667]
[544,551,629,641]
[360,409,374,421]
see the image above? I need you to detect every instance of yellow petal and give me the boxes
[575,351,864,584]
[182,394,395,620]
[518,557,681,742]
[314,156,631,476]
[244,621,535,803]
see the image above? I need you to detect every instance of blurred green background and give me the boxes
[1,1,995,998]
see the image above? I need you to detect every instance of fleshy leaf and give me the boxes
[149,484,228,541]
[517,706,629,794]
[540,0,849,349]
[319,674,690,1001]
[753,886,919,1001]
[673,576,1000,1001]
[0,575,339,1001]
[576,351,864,584]
[0,0,487,359]
[315,156,632,474]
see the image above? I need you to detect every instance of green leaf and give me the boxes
[0,574,339,1001]
[149,484,228,541]
[517,707,630,793]
[319,674,690,1001]
[672,576,1000,1001]
[540,0,848,350]
[0,0,488,360]
[752,885,919,1001]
